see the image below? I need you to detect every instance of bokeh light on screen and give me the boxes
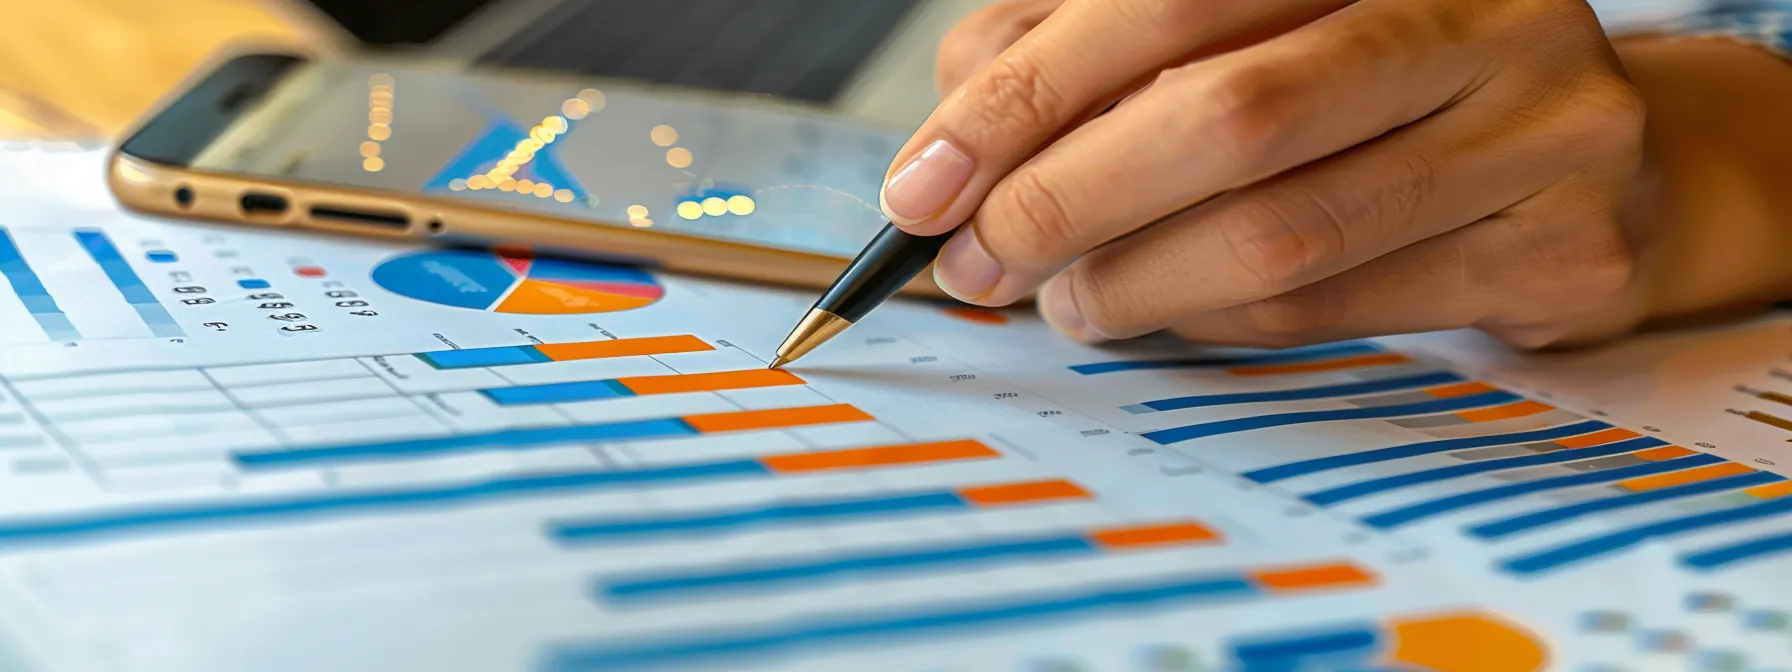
[364,74,394,172]
[666,147,692,168]
[650,125,678,147]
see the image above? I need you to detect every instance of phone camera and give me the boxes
[174,186,195,209]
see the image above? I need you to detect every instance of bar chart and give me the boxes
[0,225,188,342]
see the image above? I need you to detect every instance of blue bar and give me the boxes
[72,230,157,304]
[1470,472,1785,539]
[1502,496,1792,575]
[1138,372,1462,412]
[0,228,81,341]
[1242,420,1611,484]
[237,279,271,289]
[1304,436,1668,507]
[551,492,971,543]
[603,535,1098,600]
[541,575,1261,671]
[73,229,185,338]
[1682,530,1792,571]
[483,380,636,406]
[417,346,552,369]
[1228,624,1381,669]
[232,417,699,468]
[145,250,178,263]
[0,459,770,548]
[1361,454,1726,529]
[1142,391,1520,445]
[1069,342,1381,375]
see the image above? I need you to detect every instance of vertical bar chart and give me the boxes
[71,229,184,338]
[0,226,80,341]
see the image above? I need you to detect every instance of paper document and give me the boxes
[0,144,1787,671]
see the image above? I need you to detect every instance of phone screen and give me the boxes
[168,57,909,258]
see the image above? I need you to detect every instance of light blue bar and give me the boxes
[551,492,971,543]
[0,459,771,548]
[232,416,699,468]
[1304,436,1669,507]
[1069,342,1381,375]
[1228,624,1381,670]
[602,535,1098,600]
[417,346,552,369]
[1470,471,1785,539]
[1142,391,1521,445]
[132,303,185,338]
[1140,371,1462,411]
[72,230,156,304]
[0,227,80,341]
[483,379,636,406]
[541,575,1261,671]
[1359,453,1724,529]
[1682,530,1792,570]
[1242,420,1611,484]
[237,279,271,289]
[1502,494,1792,575]
[145,250,178,263]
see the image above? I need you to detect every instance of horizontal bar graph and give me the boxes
[483,369,804,405]
[1141,388,1520,445]
[1123,371,1462,413]
[1359,453,1724,529]
[145,250,178,263]
[0,226,80,341]
[232,404,875,468]
[1503,490,1792,575]
[1241,421,1616,484]
[1069,342,1383,375]
[1469,471,1784,540]
[72,229,183,338]
[599,521,1220,600]
[0,439,998,548]
[549,479,1091,544]
[1226,352,1412,377]
[1682,529,1792,570]
[417,335,713,369]
[1304,435,1667,507]
[541,562,1377,671]
[1226,612,1545,672]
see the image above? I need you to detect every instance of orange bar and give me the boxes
[1387,613,1547,672]
[1552,427,1642,449]
[1617,462,1755,492]
[760,440,997,473]
[1426,382,1499,399]
[958,479,1093,507]
[535,335,713,361]
[1252,562,1378,592]
[1226,353,1411,377]
[682,404,872,433]
[1090,522,1221,549]
[1746,411,1792,432]
[942,307,1010,325]
[617,369,804,396]
[1455,401,1553,424]
[1634,446,1697,461]
[1746,481,1792,500]
[1759,391,1792,408]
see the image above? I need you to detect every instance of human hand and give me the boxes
[883,0,1659,349]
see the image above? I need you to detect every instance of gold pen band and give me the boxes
[770,308,852,368]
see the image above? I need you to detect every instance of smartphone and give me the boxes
[109,51,944,296]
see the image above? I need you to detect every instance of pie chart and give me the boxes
[371,250,663,314]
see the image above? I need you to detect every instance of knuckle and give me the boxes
[1187,65,1297,170]
[985,170,1082,262]
[1068,265,1156,339]
[1216,194,1350,296]
[1559,78,1648,158]
[958,55,1069,140]
[1229,288,1347,343]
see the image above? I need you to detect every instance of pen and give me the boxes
[768,223,951,368]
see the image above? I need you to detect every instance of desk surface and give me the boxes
[0,0,317,138]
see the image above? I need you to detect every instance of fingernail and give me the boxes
[1038,273,1088,338]
[934,227,1001,301]
[881,139,974,225]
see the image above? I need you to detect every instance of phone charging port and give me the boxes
[241,192,290,216]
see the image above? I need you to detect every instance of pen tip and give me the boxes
[768,356,790,370]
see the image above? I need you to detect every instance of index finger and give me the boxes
[882,0,1354,236]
